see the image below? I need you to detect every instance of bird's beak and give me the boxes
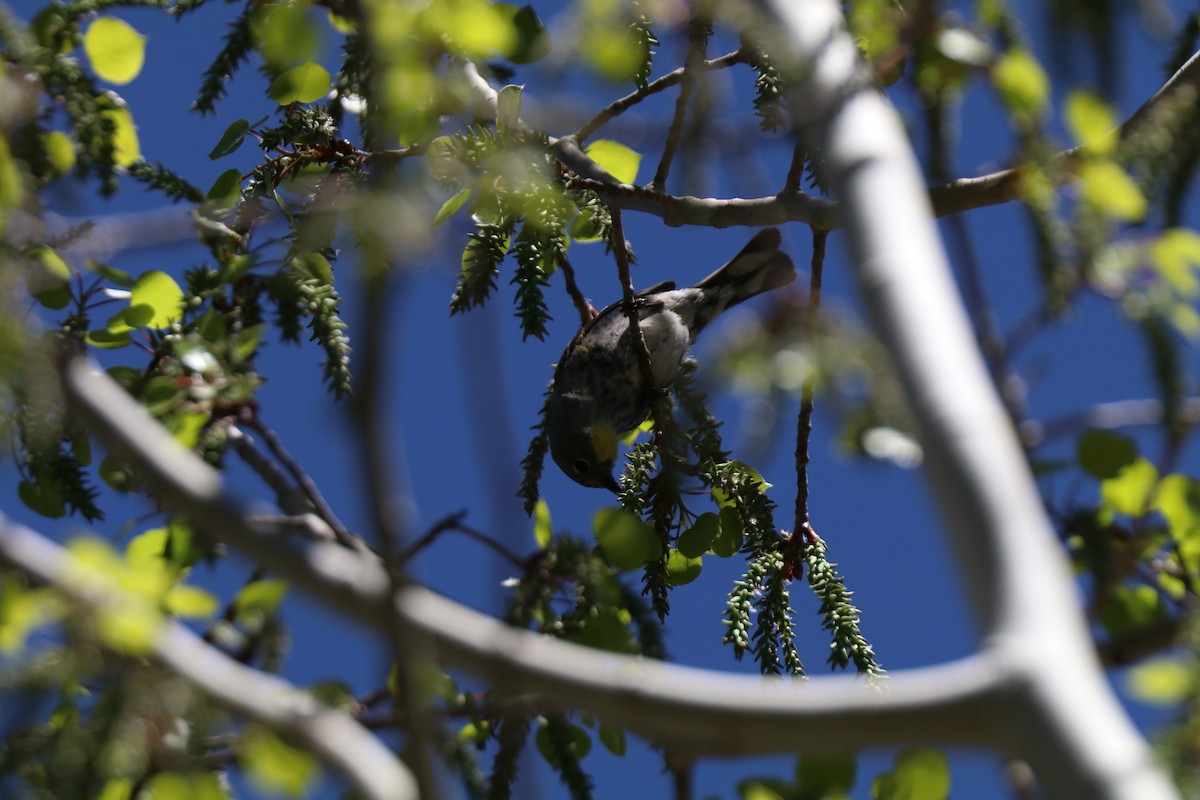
[602,470,621,494]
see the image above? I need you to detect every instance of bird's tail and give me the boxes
[690,227,796,331]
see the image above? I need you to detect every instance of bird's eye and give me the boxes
[572,457,590,474]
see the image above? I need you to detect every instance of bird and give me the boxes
[546,227,796,491]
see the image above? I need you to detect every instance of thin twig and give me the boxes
[610,208,658,396]
[559,255,595,326]
[783,140,807,193]
[650,17,710,190]
[794,229,826,536]
[243,416,361,550]
[575,49,748,143]
[398,510,529,567]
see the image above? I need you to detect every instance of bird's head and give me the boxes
[546,395,621,492]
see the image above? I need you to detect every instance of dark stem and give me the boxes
[244,415,359,549]
[398,510,529,567]
[559,255,595,326]
[575,49,746,144]
[795,228,826,535]
[610,208,658,394]
[650,17,709,191]
[783,139,806,193]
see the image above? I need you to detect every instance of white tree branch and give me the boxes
[0,514,416,800]
[754,0,1179,797]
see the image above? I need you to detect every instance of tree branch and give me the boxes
[754,1,1179,798]
[0,514,416,800]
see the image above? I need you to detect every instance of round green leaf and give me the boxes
[84,17,146,85]
[129,270,185,329]
[241,725,319,797]
[678,512,720,558]
[711,506,744,558]
[235,578,289,616]
[593,507,661,570]
[874,748,950,800]
[1079,160,1147,222]
[164,585,218,618]
[1065,90,1117,156]
[1099,584,1165,636]
[993,48,1049,121]
[205,168,243,211]
[41,131,76,177]
[99,454,137,493]
[270,60,331,105]
[87,328,132,349]
[1101,458,1158,517]
[1128,657,1194,705]
[598,723,626,756]
[584,139,641,185]
[796,752,856,794]
[568,608,632,652]
[1076,430,1137,480]
[665,549,702,586]
[504,4,551,64]
[18,479,65,519]
[102,107,141,167]
[291,252,333,285]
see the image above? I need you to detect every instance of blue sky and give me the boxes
[5,0,1199,797]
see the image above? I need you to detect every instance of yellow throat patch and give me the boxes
[589,424,617,464]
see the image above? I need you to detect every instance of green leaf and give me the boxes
[711,506,744,558]
[1065,91,1117,157]
[568,608,633,652]
[581,26,648,83]
[87,328,132,349]
[533,498,552,548]
[33,283,71,310]
[209,119,249,160]
[585,139,641,184]
[145,771,227,800]
[205,168,243,211]
[598,723,626,756]
[269,60,331,105]
[1076,430,1138,479]
[1079,161,1147,222]
[129,271,185,329]
[1101,457,1158,516]
[235,578,289,616]
[665,549,702,586]
[504,4,551,64]
[95,779,133,800]
[18,479,65,519]
[569,207,605,242]
[234,324,267,361]
[241,725,319,797]
[1150,228,1200,297]
[85,259,133,287]
[102,106,141,167]
[496,84,523,135]
[164,585,219,618]
[99,454,137,492]
[292,252,333,284]
[1127,656,1193,705]
[796,752,857,794]
[678,512,720,558]
[534,721,592,769]
[433,187,472,228]
[84,17,146,85]
[993,48,1049,121]
[1099,584,1165,635]
[1155,475,1200,562]
[42,131,76,177]
[873,747,950,800]
[457,720,492,744]
[425,0,517,58]
[593,507,661,570]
